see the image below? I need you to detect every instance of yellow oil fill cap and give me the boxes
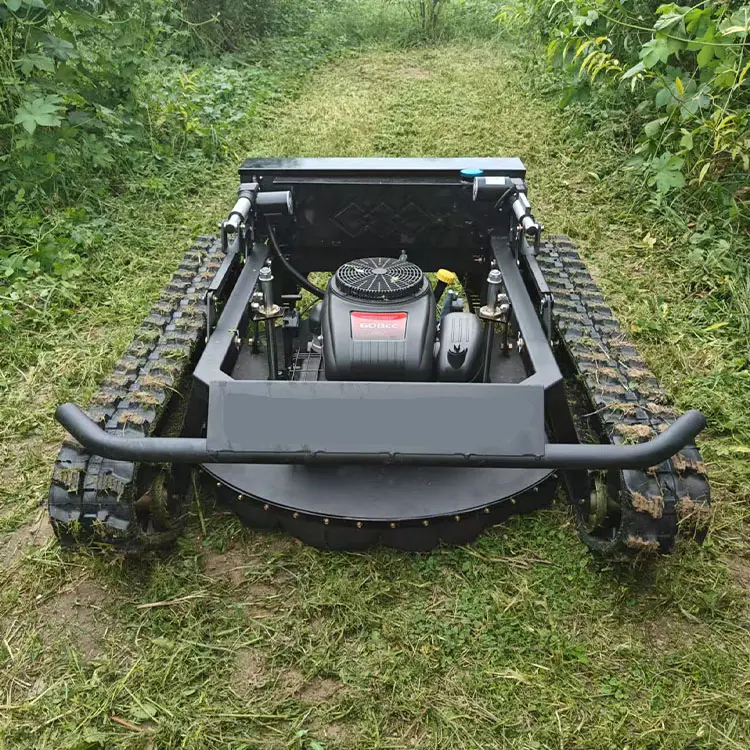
[436,269,457,285]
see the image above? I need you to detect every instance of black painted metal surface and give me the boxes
[239,157,526,181]
[207,380,546,457]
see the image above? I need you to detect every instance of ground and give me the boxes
[1,44,749,749]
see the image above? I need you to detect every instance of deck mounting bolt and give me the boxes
[454,515,461,522]
[324,518,330,525]
[293,512,299,519]
[390,522,397,529]
[422,520,429,527]
[238,494,244,501]
[483,507,490,514]
[263,504,269,511]
[356,521,363,529]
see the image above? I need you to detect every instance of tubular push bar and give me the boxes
[56,403,706,470]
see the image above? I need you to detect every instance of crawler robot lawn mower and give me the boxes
[49,158,710,555]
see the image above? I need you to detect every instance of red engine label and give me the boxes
[350,311,407,341]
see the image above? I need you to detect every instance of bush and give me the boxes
[178,0,338,52]
[0,0,367,329]
[496,0,749,204]
[381,0,501,42]
[495,0,750,343]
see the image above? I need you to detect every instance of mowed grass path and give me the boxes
[1,44,749,749]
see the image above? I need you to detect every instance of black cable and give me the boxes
[266,220,325,299]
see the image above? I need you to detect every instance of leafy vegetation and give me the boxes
[0,0,373,330]
[497,0,749,196]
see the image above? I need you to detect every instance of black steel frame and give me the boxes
[55,158,706,502]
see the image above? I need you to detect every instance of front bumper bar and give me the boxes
[56,402,706,471]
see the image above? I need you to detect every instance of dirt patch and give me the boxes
[232,652,332,702]
[37,580,111,660]
[726,556,750,597]
[398,66,431,79]
[278,666,306,696]
[203,547,247,586]
[232,649,271,697]
[0,512,54,567]
[640,614,710,652]
[308,720,357,748]
[298,677,342,704]
[244,580,281,619]
[321,722,351,743]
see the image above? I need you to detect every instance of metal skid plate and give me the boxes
[206,380,546,459]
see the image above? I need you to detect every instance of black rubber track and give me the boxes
[537,236,710,554]
[48,235,225,550]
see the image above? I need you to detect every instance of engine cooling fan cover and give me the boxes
[335,257,424,301]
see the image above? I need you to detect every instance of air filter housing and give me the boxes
[322,257,436,381]
[335,257,424,301]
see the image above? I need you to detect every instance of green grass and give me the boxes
[1,43,749,749]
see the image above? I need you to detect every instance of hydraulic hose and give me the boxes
[266,220,325,299]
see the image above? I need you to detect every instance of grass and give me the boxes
[1,42,749,749]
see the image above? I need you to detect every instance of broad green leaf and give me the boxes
[16,53,55,75]
[696,44,714,67]
[622,61,646,80]
[655,85,673,108]
[680,130,693,150]
[698,161,711,184]
[655,11,685,31]
[645,117,668,137]
[43,35,77,62]
[719,5,750,36]
[640,38,671,69]
[5,0,22,9]
[13,95,63,134]
[714,66,736,88]
[680,86,710,117]
[648,152,685,194]
[720,8,750,36]
[685,6,710,29]
[667,36,686,55]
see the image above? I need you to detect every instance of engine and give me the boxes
[321,257,483,382]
